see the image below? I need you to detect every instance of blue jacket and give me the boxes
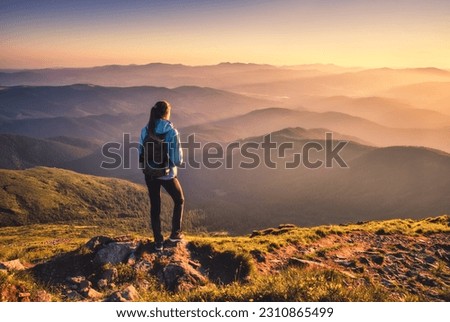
[139,119,183,179]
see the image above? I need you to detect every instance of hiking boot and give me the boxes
[154,241,164,251]
[169,233,184,242]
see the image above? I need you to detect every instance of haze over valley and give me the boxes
[1,62,449,234]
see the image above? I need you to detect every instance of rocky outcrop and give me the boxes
[107,285,140,302]
[30,236,240,302]
[93,242,137,266]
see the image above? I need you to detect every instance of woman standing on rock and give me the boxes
[139,101,185,251]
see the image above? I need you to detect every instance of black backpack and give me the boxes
[141,131,170,178]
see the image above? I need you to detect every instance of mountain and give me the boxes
[55,126,372,189]
[182,107,450,153]
[0,84,276,142]
[0,84,273,123]
[255,127,372,145]
[0,167,158,227]
[2,64,449,120]
[46,124,450,234]
[0,134,97,169]
[300,96,450,129]
[0,113,140,141]
[382,82,450,115]
[179,130,450,233]
[229,68,450,103]
[0,62,335,88]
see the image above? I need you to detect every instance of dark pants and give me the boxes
[144,176,185,242]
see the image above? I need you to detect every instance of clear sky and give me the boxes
[1,0,450,69]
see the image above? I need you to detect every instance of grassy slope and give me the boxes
[0,215,448,301]
[0,167,152,226]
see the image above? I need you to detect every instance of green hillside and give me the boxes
[0,167,208,234]
[0,167,150,226]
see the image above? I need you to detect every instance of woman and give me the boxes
[139,101,184,251]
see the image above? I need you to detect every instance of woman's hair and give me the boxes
[148,101,171,134]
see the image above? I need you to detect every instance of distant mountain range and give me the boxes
[0,84,273,122]
[0,62,346,88]
[179,128,450,233]
[300,96,450,129]
[0,134,97,169]
[0,84,275,141]
[183,107,450,153]
[1,62,449,234]
[2,128,439,235]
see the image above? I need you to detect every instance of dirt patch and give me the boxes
[188,243,252,285]
[252,231,450,301]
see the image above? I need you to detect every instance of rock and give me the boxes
[136,279,151,291]
[250,230,261,238]
[97,279,108,289]
[370,255,384,265]
[127,252,137,266]
[0,259,25,271]
[66,276,88,291]
[394,243,408,251]
[35,290,52,302]
[424,256,436,264]
[85,236,115,252]
[107,292,126,302]
[86,288,103,300]
[278,224,296,229]
[163,264,187,291]
[79,280,92,292]
[335,259,357,268]
[107,285,140,302]
[162,262,206,292]
[101,268,118,282]
[65,290,83,301]
[121,285,140,301]
[134,260,152,273]
[66,276,85,284]
[93,242,135,266]
[358,257,370,265]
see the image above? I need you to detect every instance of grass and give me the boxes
[0,214,448,301]
[0,167,206,232]
[137,267,394,302]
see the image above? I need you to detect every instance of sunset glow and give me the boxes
[1,0,450,69]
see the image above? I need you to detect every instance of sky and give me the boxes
[1,0,450,69]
